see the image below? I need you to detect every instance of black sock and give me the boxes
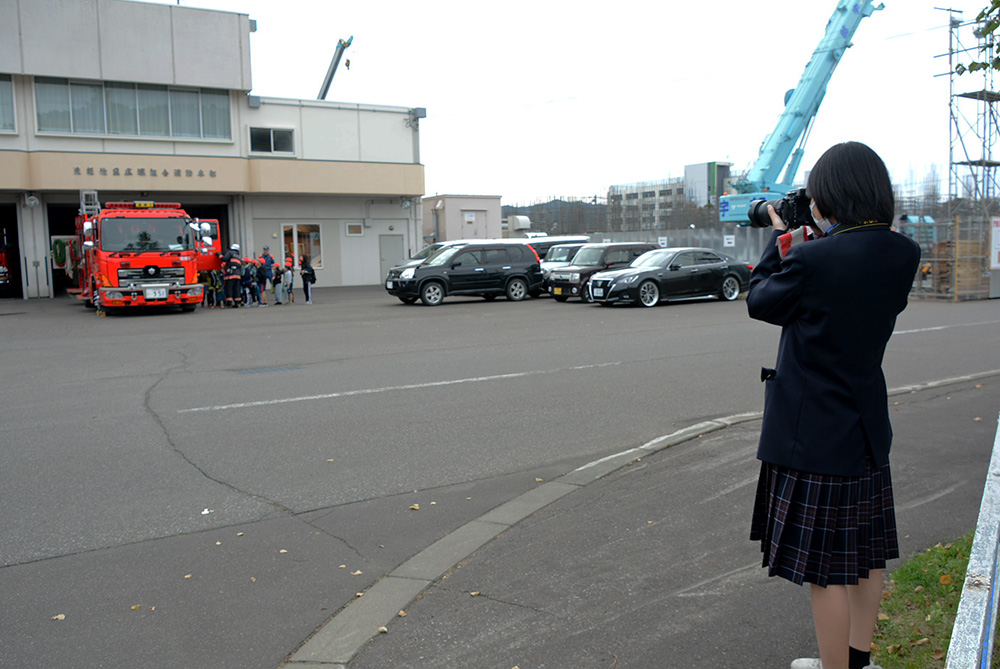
[849,645,870,669]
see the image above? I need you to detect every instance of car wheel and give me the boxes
[506,278,527,301]
[581,285,593,303]
[420,281,445,306]
[719,275,741,301]
[398,296,418,304]
[638,280,660,307]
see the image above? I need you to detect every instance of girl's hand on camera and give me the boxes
[768,204,787,231]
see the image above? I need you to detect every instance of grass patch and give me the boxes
[872,530,991,668]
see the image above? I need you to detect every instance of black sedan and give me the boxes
[587,247,752,307]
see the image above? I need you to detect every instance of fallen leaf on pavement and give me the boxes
[51,614,66,621]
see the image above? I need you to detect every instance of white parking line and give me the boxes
[894,319,1000,335]
[178,361,622,413]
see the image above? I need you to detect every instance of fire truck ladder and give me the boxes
[79,189,100,217]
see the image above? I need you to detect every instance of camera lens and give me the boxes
[747,199,779,228]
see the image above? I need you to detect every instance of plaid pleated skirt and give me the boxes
[749,456,899,586]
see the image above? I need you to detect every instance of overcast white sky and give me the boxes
[152,0,989,204]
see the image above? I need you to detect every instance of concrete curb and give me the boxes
[282,369,1000,668]
[282,418,751,667]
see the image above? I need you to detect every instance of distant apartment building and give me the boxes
[607,162,732,231]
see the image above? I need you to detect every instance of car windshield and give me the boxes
[99,216,196,252]
[631,250,673,268]
[411,243,444,260]
[425,246,462,266]
[545,246,577,262]
[571,247,607,266]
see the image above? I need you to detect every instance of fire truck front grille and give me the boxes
[118,267,186,285]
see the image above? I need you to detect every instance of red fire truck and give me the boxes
[195,219,223,273]
[75,191,213,313]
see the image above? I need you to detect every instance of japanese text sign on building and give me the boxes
[73,167,217,178]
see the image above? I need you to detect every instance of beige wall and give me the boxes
[1,151,424,196]
[422,195,502,244]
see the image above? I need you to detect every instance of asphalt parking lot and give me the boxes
[0,288,997,668]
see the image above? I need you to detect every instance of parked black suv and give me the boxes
[548,242,657,302]
[385,241,544,306]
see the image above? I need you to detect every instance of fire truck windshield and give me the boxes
[100,217,195,253]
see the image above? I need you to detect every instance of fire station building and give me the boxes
[0,0,425,299]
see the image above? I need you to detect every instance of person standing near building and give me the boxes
[299,254,315,304]
[221,243,243,308]
[259,245,275,306]
[273,261,286,305]
[747,142,920,669]
[255,257,268,306]
[283,257,295,304]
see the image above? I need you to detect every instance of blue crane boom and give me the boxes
[719,1,884,223]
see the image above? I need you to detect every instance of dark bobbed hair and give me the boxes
[806,142,894,227]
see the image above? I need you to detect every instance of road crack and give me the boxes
[142,354,294,515]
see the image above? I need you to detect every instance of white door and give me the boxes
[379,234,404,280]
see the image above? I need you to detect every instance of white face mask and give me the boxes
[810,200,835,234]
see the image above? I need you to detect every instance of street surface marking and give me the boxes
[895,319,1000,335]
[179,361,621,413]
[897,482,965,512]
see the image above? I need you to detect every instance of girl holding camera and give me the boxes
[747,142,921,669]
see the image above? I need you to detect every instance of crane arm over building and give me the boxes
[719,0,884,223]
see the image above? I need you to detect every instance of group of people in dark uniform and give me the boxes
[204,243,316,308]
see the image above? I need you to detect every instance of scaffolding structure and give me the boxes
[909,11,997,301]
[948,11,1000,212]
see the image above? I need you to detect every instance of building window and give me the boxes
[625,193,639,200]
[35,77,70,131]
[283,224,323,268]
[34,77,231,139]
[250,127,294,153]
[170,89,202,138]
[0,74,14,131]
[106,82,138,135]
[70,81,104,133]
[643,191,656,198]
[201,89,231,139]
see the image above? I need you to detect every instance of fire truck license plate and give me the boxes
[145,287,167,299]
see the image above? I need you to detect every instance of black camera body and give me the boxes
[747,188,812,229]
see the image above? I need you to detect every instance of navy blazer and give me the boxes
[747,224,920,476]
